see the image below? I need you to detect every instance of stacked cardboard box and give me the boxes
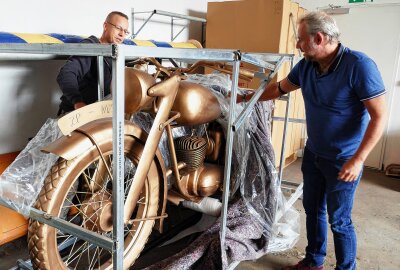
[206,0,306,167]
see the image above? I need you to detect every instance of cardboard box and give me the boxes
[207,0,306,166]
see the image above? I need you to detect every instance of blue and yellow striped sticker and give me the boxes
[0,32,200,48]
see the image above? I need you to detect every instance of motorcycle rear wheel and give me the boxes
[28,136,160,270]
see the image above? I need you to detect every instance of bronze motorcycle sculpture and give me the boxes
[27,59,254,270]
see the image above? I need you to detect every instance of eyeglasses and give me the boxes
[106,21,130,36]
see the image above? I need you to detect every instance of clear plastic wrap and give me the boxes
[0,118,62,215]
[267,189,301,253]
[0,113,204,215]
[186,73,300,263]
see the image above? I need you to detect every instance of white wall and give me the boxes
[332,5,400,169]
[383,38,400,168]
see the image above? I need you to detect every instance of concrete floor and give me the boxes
[1,159,399,269]
[238,159,400,270]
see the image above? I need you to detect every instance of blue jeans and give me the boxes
[301,147,361,270]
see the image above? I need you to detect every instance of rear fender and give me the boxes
[42,118,168,232]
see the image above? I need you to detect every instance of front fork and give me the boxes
[123,75,181,223]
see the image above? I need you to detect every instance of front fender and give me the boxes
[42,117,168,232]
[42,118,148,160]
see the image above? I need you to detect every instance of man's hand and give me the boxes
[338,95,386,182]
[338,157,363,182]
[74,102,87,110]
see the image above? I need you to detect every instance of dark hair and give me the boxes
[106,11,128,21]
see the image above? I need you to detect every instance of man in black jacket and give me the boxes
[57,11,129,114]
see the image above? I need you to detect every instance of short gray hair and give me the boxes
[299,11,340,43]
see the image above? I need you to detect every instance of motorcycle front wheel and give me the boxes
[28,135,160,270]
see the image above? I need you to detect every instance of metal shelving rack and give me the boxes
[0,43,294,270]
[131,9,207,45]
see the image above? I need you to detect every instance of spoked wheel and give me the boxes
[28,136,160,270]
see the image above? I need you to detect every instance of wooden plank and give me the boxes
[0,151,28,245]
[0,151,19,174]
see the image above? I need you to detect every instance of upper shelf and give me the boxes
[0,32,293,69]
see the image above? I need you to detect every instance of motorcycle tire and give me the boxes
[28,135,160,270]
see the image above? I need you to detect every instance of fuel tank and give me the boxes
[172,81,221,126]
[125,68,156,113]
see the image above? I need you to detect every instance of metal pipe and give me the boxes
[241,53,294,70]
[220,53,241,255]
[171,17,174,42]
[165,124,181,181]
[272,116,306,123]
[233,79,269,131]
[111,44,125,270]
[120,46,236,61]
[278,58,295,185]
[227,261,240,270]
[154,10,206,22]
[0,198,113,251]
[97,56,105,100]
[132,11,156,14]
[132,12,155,38]
[15,259,33,270]
[0,43,238,62]
[172,25,187,41]
[0,43,113,56]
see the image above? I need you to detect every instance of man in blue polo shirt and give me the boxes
[238,11,387,270]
